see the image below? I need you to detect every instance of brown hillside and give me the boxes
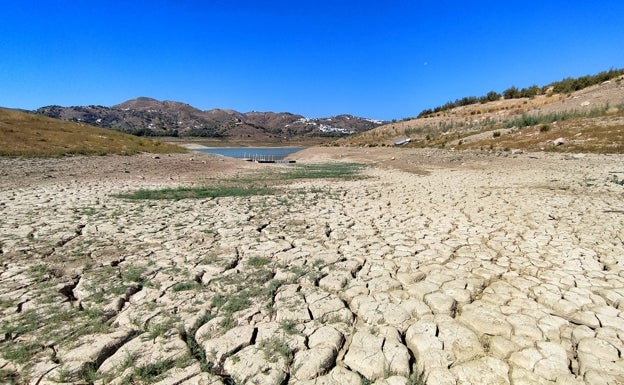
[0,108,186,157]
[345,77,624,153]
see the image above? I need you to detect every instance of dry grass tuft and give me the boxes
[0,108,186,157]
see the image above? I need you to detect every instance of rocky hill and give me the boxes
[35,97,384,139]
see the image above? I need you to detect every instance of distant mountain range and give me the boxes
[35,97,385,138]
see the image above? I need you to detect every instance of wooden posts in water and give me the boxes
[242,152,295,163]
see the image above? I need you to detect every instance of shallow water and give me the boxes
[198,147,302,160]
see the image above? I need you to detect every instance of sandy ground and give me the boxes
[1,147,624,385]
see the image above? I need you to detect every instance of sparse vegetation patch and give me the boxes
[276,162,367,180]
[117,185,277,200]
[247,256,271,268]
[115,162,366,200]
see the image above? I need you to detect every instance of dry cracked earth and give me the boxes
[1,148,624,385]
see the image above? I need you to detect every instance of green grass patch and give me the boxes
[181,312,214,372]
[171,281,203,292]
[114,162,366,201]
[145,317,180,340]
[222,294,252,314]
[276,162,366,180]
[247,256,271,268]
[219,316,236,330]
[279,319,299,335]
[258,337,293,364]
[116,185,276,200]
[211,294,227,308]
[27,264,50,282]
[122,265,148,286]
[128,360,175,383]
[78,363,100,384]
[1,341,40,364]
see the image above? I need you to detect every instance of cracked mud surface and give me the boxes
[1,148,624,385]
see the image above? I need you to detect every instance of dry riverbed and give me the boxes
[1,148,624,385]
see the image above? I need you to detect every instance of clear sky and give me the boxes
[1,1,623,120]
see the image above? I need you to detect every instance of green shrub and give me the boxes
[485,91,502,102]
[503,86,521,99]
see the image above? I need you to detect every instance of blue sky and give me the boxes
[1,1,623,120]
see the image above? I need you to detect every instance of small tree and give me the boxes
[503,86,521,99]
[520,85,540,98]
[486,91,502,101]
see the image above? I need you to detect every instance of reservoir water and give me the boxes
[198,147,302,160]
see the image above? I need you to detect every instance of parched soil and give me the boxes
[0,152,263,190]
[1,147,624,385]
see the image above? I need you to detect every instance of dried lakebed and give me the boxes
[1,150,624,385]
